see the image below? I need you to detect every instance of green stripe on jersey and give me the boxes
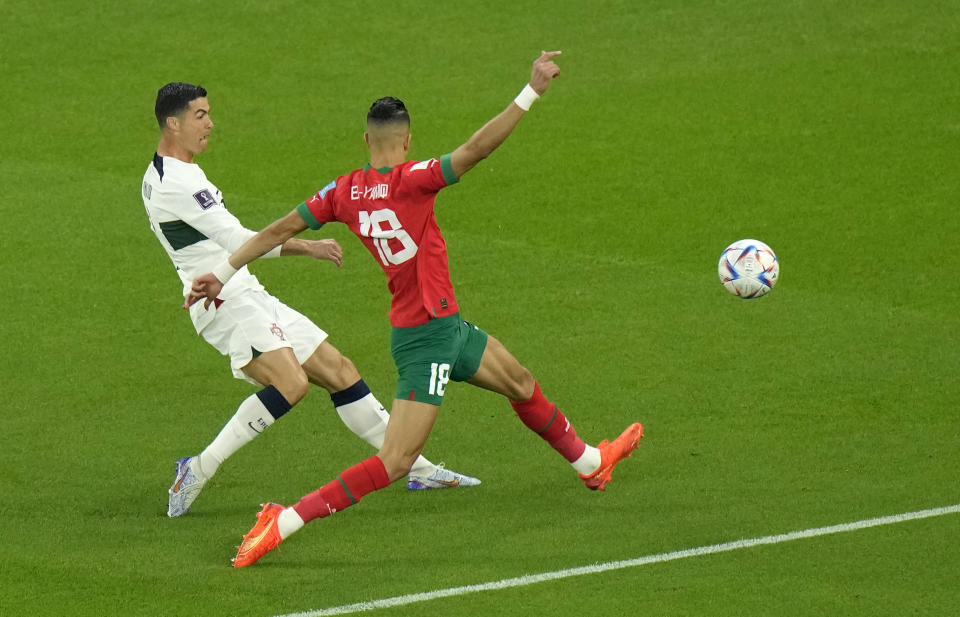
[159,220,208,250]
[296,201,323,230]
[440,153,459,186]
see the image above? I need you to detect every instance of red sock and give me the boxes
[292,455,391,523]
[511,382,587,463]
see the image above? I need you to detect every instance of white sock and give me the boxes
[197,392,276,478]
[334,391,436,477]
[277,507,304,540]
[571,445,602,475]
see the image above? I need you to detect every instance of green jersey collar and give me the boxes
[364,163,394,174]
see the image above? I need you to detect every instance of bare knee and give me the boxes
[242,349,311,405]
[303,344,362,393]
[273,369,309,406]
[336,355,361,388]
[506,365,536,401]
[469,336,538,401]
[321,353,360,392]
[377,449,418,482]
[377,433,425,482]
[494,346,535,401]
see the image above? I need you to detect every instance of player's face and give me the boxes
[177,97,214,156]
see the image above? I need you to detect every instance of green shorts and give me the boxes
[391,313,489,406]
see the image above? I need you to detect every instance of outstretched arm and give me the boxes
[184,209,310,309]
[449,50,562,179]
[279,237,342,265]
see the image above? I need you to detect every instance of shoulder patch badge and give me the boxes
[193,189,217,209]
[317,180,337,199]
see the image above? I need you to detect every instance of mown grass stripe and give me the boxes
[271,504,960,617]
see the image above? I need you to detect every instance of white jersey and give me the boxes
[141,153,280,332]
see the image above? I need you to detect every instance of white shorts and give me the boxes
[198,289,328,385]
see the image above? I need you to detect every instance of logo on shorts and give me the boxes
[270,323,286,341]
[193,189,217,209]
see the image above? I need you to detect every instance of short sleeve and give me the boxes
[439,153,459,186]
[404,155,459,195]
[298,179,337,229]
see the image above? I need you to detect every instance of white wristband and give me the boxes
[212,260,238,284]
[513,83,540,111]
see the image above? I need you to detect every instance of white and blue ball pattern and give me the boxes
[718,239,779,298]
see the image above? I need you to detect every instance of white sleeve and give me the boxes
[159,179,282,258]
[190,208,282,258]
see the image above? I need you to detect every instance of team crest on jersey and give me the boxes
[270,323,286,341]
[193,189,217,209]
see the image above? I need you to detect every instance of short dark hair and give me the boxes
[367,97,409,126]
[155,82,207,128]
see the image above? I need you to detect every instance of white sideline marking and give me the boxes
[271,504,960,617]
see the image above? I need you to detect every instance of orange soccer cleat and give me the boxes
[233,502,285,568]
[580,422,643,491]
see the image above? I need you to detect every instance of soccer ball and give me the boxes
[718,239,779,298]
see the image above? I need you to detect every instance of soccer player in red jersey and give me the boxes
[186,51,643,568]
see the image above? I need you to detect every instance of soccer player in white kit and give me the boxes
[141,82,478,517]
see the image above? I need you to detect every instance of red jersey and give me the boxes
[297,154,460,327]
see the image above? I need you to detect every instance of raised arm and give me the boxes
[449,50,562,179]
[183,209,311,309]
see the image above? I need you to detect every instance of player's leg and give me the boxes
[241,346,311,402]
[300,341,408,457]
[168,296,306,517]
[168,347,305,517]
[193,347,307,478]
[377,399,441,479]
[233,399,438,568]
[466,334,599,472]
[466,333,642,488]
[234,318,467,567]
[184,349,302,476]
[300,339,360,391]
[300,341,392,448]
[299,340,476,486]
[285,399,438,525]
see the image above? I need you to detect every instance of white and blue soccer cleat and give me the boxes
[167,456,207,517]
[406,463,481,491]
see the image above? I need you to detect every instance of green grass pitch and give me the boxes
[2,1,958,616]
